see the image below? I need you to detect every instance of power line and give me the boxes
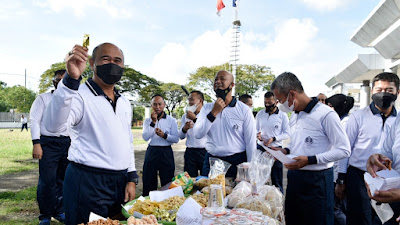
[0,73,40,80]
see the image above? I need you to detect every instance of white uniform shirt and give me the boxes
[255,108,289,147]
[30,92,69,141]
[193,98,256,161]
[178,113,207,148]
[381,113,400,173]
[338,103,397,173]
[21,117,28,124]
[142,113,179,146]
[288,98,351,171]
[43,77,136,172]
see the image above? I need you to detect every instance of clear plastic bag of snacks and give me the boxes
[208,158,231,196]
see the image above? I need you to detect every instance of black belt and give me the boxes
[41,135,70,139]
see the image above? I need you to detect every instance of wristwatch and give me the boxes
[336,179,345,185]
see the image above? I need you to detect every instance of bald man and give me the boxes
[43,43,138,225]
[193,70,256,178]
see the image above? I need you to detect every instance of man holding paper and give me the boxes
[255,91,289,193]
[336,72,399,225]
[270,72,351,225]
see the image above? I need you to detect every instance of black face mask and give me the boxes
[96,63,123,85]
[372,92,397,109]
[265,104,275,112]
[215,86,232,101]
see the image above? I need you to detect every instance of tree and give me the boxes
[1,85,36,112]
[187,63,275,98]
[118,67,159,96]
[132,105,145,122]
[160,83,187,115]
[0,81,9,112]
[38,62,92,94]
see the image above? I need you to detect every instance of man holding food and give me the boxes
[43,42,138,225]
[193,70,256,178]
[142,94,179,196]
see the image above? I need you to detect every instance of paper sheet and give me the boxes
[149,186,184,202]
[89,212,105,222]
[364,170,400,197]
[259,143,296,164]
[176,197,203,225]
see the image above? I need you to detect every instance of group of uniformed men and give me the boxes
[31,42,400,225]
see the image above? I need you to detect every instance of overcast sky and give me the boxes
[0,0,380,106]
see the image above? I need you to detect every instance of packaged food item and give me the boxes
[201,186,210,194]
[226,181,252,208]
[236,162,251,182]
[194,177,210,189]
[208,158,231,196]
[258,185,284,219]
[169,172,193,194]
[207,184,225,214]
[83,34,90,48]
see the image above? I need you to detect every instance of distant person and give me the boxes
[317,93,327,104]
[178,91,207,177]
[326,94,355,225]
[43,43,138,225]
[255,91,289,193]
[142,94,179,196]
[21,115,28,131]
[270,72,351,225]
[30,69,69,225]
[239,94,256,117]
[336,72,399,225]
[194,70,256,178]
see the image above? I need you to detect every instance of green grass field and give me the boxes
[0,128,146,224]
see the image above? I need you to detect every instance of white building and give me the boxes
[326,0,400,109]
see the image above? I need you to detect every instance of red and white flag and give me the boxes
[216,0,225,16]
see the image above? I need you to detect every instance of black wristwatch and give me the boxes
[336,179,345,185]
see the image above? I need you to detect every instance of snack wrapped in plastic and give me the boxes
[236,162,251,182]
[208,158,231,196]
[169,172,193,194]
[235,151,275,216]
[194,177,210,189]
[258,185,284,219]
[226,181,252,208]
[83,34,90,48]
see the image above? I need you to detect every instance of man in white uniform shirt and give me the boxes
[255,91,289,193]
[142,94,179,196]
[43,43,138,225]
[193,70,256,178]
[30,70,69,225]
[270,72,351,225]
[178,91,207,177]
[336,72,399,225]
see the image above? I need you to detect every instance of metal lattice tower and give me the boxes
[230,19,241,95]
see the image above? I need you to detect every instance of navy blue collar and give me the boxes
[159,112,167,119]
[295,97,318,114]
[370,102,397,117]
[266,107,279,114]
[228,97,237,107]
[85,78,121,98]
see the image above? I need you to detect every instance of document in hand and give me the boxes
[364,169,400,197]
[259,143,296,164]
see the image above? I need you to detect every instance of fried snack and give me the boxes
[191,193,208,207]
[128,199,160,215]
[210,174,226,196]
[388,161,392,170]
[225,186,233,195]
[78,218,121,225]
[83,34,90,48]
[194,178,210,189]
[127,215,161,225]
[201,186,210,194]
[236,198,272,217]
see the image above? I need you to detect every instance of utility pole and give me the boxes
[25,69,26,88]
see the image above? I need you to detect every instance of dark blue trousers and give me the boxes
[37,135,70,220]
[285,168,334,225]
[257,144,283,193]
[184,147,207,178]
[201,151,247,178]
[142,145,175,196]
[63,162,128,225]
[346,166,381,225]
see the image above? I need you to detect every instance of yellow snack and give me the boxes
[210,174,226,196]
[83,34,90,48]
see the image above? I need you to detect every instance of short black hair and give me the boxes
[264,91,274,98]
[372,72,400,91]
[190,90,204,101]
[270,72,304,95]
[54,69,66,77]
[239,94,252,104]
[326,94,354,118]
[151,94,164,100]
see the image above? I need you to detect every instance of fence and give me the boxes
[0,112,29,122]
